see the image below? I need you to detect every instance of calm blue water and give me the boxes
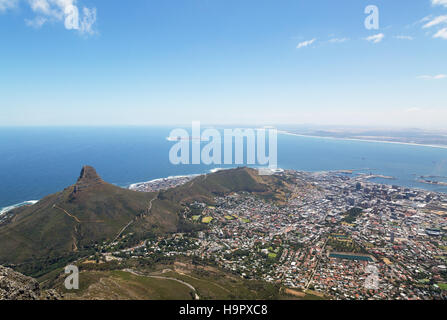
[1,127,447,209]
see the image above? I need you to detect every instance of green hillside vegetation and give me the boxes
[0,167,167,274]
[57,266,282,300]
[0,166,287,277]
[159,167,284,204]
[50,256,324,300]
[342,207,363,224]
[60,270,195,300]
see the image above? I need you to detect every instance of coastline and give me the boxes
[1,168,234,215]
[2,164,447,215]
[0,200,39,217]
[128,174,200,190]
[127,168,230,190]
[278,131,447,150]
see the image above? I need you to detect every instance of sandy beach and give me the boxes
[278,131,447,150]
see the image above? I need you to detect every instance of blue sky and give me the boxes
[0,0,446,128]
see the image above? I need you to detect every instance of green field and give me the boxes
[268,253,277,259]
[438,283,447,290]
[201,216,213,224]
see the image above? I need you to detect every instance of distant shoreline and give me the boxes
[278,131,447,150]
[127,168,230,190]
[2,163,447,215]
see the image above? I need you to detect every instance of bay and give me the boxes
[1,126,446,210]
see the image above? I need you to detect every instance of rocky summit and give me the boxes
[0,265,61,300]
[73,165,105,193]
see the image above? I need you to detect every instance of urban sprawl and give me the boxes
[108,170,447,300]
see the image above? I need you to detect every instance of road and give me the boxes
[305,236,329,291]
[123,269,200,300]
[113,193,158,242]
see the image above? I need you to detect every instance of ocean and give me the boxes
[1,126,447,210]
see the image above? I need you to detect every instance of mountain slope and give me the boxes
[159,167,280,204]
[0,166,159,268]
[131,167,287,234]
[0,166,287,276]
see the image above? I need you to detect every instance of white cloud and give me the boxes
[1,0,96,34]
[329,37,349,43]
[433,27,447,39]
[418,74,447,80]
[422,15,447,28]
[365,33,385,43]
[28,0,52,15]
[415,15,432,26]
[296,38,316,49]
[394,35,414,40]
[25,16,47,28]
[0,0,18,12]
[432,0,447,8]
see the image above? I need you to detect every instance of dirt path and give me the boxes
[53,204,81,223]
[113,193,158,242]
[124,269,200,300]
[53,204,104,223]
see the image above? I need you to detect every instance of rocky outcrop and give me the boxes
[77,165,104,185]
[72,165,105,194]
[0,265,40,300]
[0,265,61,300]
[40,289,62,300]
